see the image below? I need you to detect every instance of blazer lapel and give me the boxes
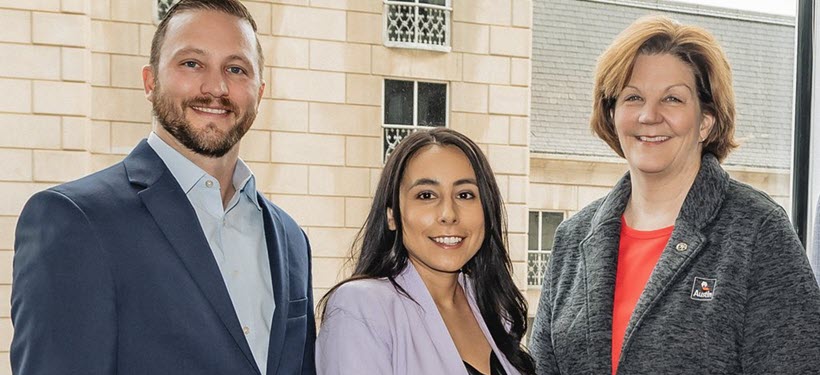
[579,174,631,374]
[461,275,517,375]
[262,199,289,375]
[398,263,469,374]
[124,140,260,374]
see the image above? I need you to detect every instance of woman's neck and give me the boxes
[624,160,700,230]
[410,258,462,309]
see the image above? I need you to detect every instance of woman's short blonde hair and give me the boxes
[591,15,738,161]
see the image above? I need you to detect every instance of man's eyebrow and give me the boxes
[171,49,253,65]
[171,47,206,58]
[226,54,253,67]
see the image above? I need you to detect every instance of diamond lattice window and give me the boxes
[383,79,448,161]
[384,0,451,52]
[154,0,180,24]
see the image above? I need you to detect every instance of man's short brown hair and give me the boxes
[149,0,265,77]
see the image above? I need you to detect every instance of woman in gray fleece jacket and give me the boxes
[530,15,820,374]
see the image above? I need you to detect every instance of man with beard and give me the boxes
[10,1,315,374]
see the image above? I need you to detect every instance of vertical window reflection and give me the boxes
[384,80,414,125]
[417,82,447,127]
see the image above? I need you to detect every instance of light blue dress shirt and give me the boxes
[148,132,274,374]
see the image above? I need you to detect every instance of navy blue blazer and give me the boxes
[11,140,316,375]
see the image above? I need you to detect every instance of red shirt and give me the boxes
[611,217,673,374]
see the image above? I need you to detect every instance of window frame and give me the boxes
[154,0,178,24]
[381,78,449,162]
[527,210,565,288]
[383,0,453,52]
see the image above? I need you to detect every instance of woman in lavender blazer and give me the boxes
[316,128,535,375]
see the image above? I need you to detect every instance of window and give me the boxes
[527,211,564,287]
[154,0,179,24]
[383,79,448,161]
[384,0,452,52]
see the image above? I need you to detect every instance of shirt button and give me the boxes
[205,180,214,188]
[243,326,250,335]
[675,242,688,252]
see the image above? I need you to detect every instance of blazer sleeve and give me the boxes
[315,288,393,375]
[529,257,560,375]
[301,231,317,375]
[11,189,117,375]
[740,207,820,373]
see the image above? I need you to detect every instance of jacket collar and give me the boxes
[580,153,729,373]
[676,153,729,230]
[124,139,166,188]
[588,153,728,231]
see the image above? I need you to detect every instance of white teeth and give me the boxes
[192,106,228,114]
[433,236,463,245]
[639,136,669,142]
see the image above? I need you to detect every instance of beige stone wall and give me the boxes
[0,1,799,369]
[0,0,532,370]
[525,154,792,315]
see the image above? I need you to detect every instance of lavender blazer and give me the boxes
[316,263,519,375]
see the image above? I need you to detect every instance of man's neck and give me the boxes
[154,126,240,207]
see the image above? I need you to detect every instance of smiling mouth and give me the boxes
[431,236,464,246]
[191,106,230,115]
[638,135,670,143]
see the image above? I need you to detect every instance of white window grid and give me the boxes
[382,79,449,162]
[383,0,452,52]
[527,211,565,287]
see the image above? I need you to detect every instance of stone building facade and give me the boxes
[0,0,532,370]
[0,0,799,371]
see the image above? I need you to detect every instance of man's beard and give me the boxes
[152,80,257,158]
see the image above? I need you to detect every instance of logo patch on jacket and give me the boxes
[690,277,716,301]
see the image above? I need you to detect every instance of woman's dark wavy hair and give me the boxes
[318,127,535,374]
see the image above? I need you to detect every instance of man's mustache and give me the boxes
[182,96,238,113]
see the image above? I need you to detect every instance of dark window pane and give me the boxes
[417,82,446,126]
[384,127,414,161]
[385,80,414,125]
[528,211,539,250]
[541,212,564,251]
[420,0,446,5]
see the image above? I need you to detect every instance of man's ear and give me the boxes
[387,207,396,231]
[257,80,265,106]
[142,65,156,102]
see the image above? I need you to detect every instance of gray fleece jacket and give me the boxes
[530,153,820,374]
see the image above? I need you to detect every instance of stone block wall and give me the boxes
[0,1,532,369]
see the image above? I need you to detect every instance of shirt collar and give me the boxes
[147,132,206,194]
[234,158,262,210]
[147,132,261,210]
